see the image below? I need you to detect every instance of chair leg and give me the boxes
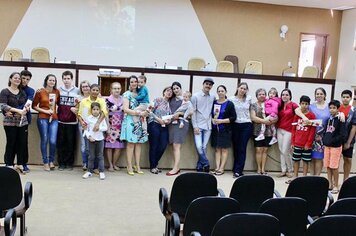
[164,219,169,236]
[20,214,25,236]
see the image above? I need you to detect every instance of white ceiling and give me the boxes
[236,0,356,10]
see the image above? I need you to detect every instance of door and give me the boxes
[297,33,328,78]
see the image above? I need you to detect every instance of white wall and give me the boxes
[336,9,356,87]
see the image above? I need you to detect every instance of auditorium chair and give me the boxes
[216,60,234,73]
[0,167,33,236]
[244,60,263,74]
[187,57,206,71]
[301,66,319,78]
[2,48,23,61]
[31,47,50,62]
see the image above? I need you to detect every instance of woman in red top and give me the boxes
[32,74,60,171]
[276,88,299,178]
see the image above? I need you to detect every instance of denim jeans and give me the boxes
[37,118,58,164]
[88,140,104,172]
[78,124,89,165]
[194,129,211,169]
[148,122,169,169]
[232,122,253,175]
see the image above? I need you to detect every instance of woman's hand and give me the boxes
[157,118,165,125]
[18,109,27,116]
[338,112,345,122]
[46,109,54,115]
[70,107,78,114]
[140,111,149,118]
[194,128,200,135]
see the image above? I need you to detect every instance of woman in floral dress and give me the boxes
[105,82,125,171]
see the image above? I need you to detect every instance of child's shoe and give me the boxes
[23,165,30,173]
[99,172,106,180]
[82,172,92,179]
[269,137,278,145]
[255,134,265,141]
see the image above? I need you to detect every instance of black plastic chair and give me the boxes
[171,197,240,236]
[306,215,356,236]
[338,176,356,200]
[323,198,356,216]
[210,213,280,236]
[259,197,311,236]
[285,176,333,218]
[229,175,278,212]
[159,173,224,236]
[0,167,33,236]
[0,209,17,236]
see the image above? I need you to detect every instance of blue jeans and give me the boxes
[232,122,253,175]
[194,129,211,169]
[148,122,169,169]
[37,118,58,164]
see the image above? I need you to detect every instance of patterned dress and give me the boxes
[105,95,125,148]
[120,91,148,143]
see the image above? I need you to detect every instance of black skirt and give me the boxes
[211,129,232,148]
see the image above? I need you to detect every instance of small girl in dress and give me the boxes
[255,87,281,145]
[173,91,193,128]
[82,102,108,180]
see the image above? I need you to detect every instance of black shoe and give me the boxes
[196,168,204,172]
[67,165,73,171]
[58,165,65,171]
[203,166,210,173]
[233,173,240,178]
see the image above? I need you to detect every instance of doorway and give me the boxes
[297,33,328,78]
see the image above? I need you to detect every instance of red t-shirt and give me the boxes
[339,105,351,119]
[291,111,317,149]
[277,101,299,132]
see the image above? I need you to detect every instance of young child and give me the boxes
[322,100,346,194]
[255,87,281,145]
[133,75,150,130]
[174,91,193,128]
[288,95,316,183]
[339,90,356,181]
[82,102,108,180]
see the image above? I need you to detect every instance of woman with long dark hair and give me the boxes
[32,74,60,171]
[0,72,29,172]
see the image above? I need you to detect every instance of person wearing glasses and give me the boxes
[191,78,215,172]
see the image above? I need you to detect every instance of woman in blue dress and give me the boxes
[120,75,149,175]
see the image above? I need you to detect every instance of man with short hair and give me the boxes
[340,90,356,181]
[191,78,215,172]
[20,70,35,173]
[57,71,80,170]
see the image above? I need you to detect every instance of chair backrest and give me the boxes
[182,197,240,236]
[324,198,356,216]
[259,197,308,236]
[31,47,50,62]
[301,66,319,78]
[0,167,23,214]
[216,61,234,73]
[338,176,356,200]
[229,175,274,212]
[169,173,218,219]
[2,48,23,61]
[211,213,280,236]
[307,215,356,236]
[285,176,329,217]
[188,57,205,71]
[244,60,262,74]
[224,55,239,73]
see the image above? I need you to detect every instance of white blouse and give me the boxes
[229,95,252,123]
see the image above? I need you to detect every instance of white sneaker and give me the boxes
[82,172,92,179]
[99,172,106,180]
[255,134,265,141]
[269,137,278,145]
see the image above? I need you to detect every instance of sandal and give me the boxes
[331,188,339,194]
[277,172,287,178]
[285,179,294,184]
[113,166,120,171]
[214,170,224,176]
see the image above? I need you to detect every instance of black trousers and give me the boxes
[57,123,77,166]
[4,126,27,166]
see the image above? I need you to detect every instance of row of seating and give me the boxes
[188,56,319,77]
[0,167,33,236]
[159,173,356,236]
[2,47,50,63]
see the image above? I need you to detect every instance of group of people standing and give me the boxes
[1,72,355,187]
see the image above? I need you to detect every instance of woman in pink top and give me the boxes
[276,88,299,178]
